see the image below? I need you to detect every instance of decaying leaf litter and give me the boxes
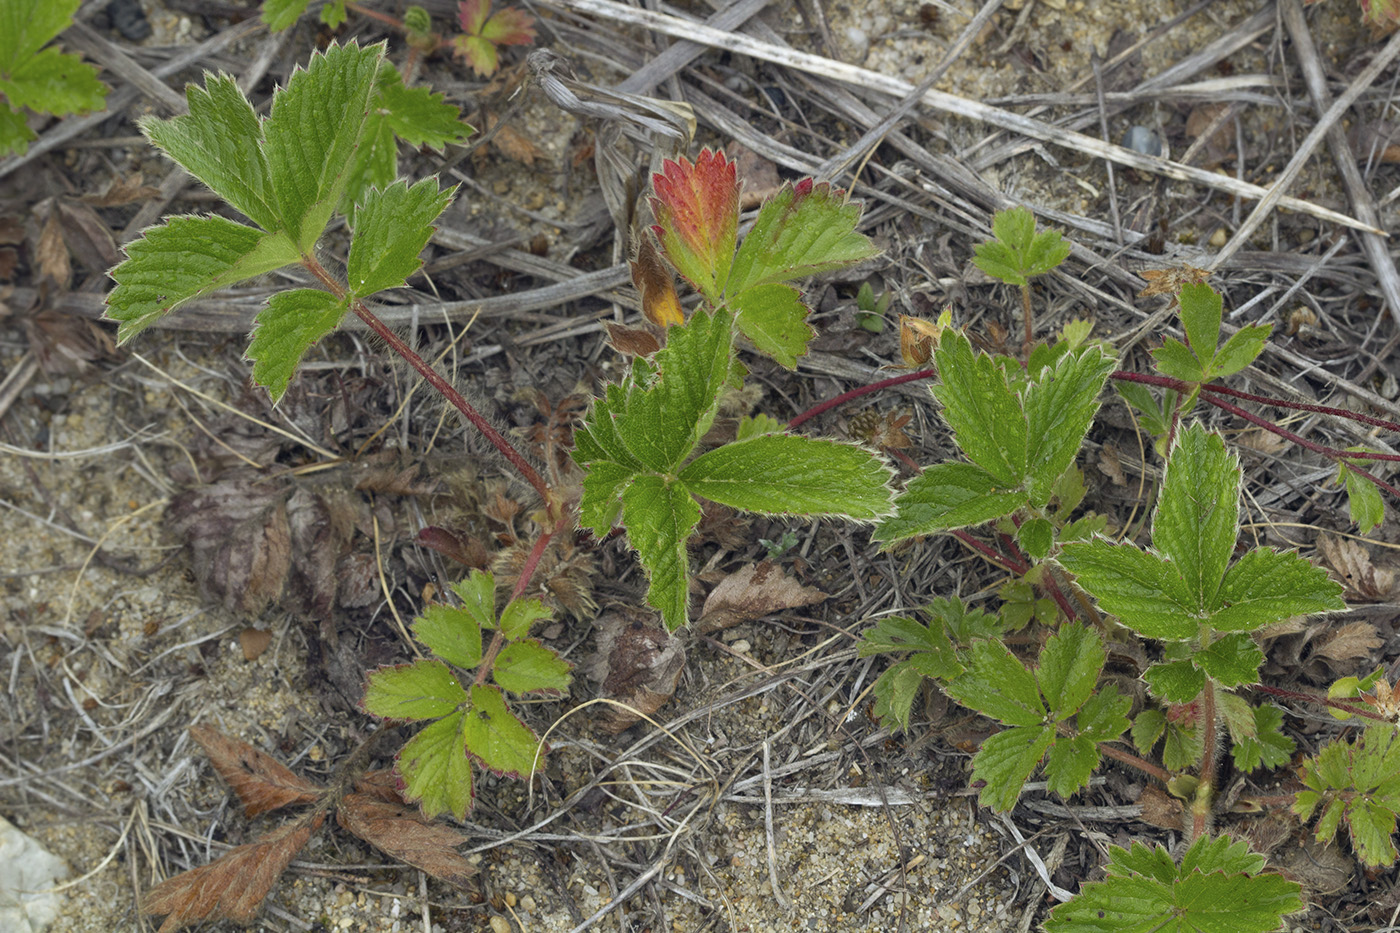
[5,0,1400,930]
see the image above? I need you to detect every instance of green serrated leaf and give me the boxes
[1017,517,1054,561]
[412,604,483,670]
[1132,708,1165,754]
[0,0,81,65]
[728,282,813,369]
[2,43,104,119]
[492,639,572,695]
[680,434,894,520]
[622,474,701,630]
[1045,836,1303,933]
[1196,633,1263,687]
[1113,379,1171,437]
[971,240,1027,287]
[449,570,499,634]
[347,178,454,298]
[933,330,1028,486]
[871,662,928,732]
[946,639,1044,727]
[971,725,1053,811]
[726,179,878,293]
[1343,463,1386,535]
[0,103,34,155]
[141,74,278,232]
[1044,735,1099,800]
[859,615,952,660]
[376,64,473,149]
[262,0,310,30]
[1023,228,1072,278]
[498,597,551,641]
[1058,540,1198,640]
[1144,660,1205,704]
[395,712,473,819]
[320,0,349,27]
[1155,424,1238,612]
[1296,724,1400,867]
[1023,346,1115,506]
[1163,717,1204,771]
[1050,463,1087,518]
[461,684,543,777]
[264,42,381,249]
[736,413,786,440]
[1231,703,1294,772]
[1059,513,1108,543]
[1037,624,1104,721]
[363,659,468,720]
[1077,687,1131,742]
[1211,323,1271,378]
[247,288,348,402]
[876,463,1026,543]
[1178,281,1223,364]
[1151,338,1205,384]
[1212,547,1345,631]
[106,215,300,342]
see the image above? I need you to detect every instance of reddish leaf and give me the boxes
[353,768,408,803]
[649,148,739,302]
[337,793,477,886]
[144,812,324,932]
[189,725,323,817]
[630,232,684,328]
[454,1,535,76]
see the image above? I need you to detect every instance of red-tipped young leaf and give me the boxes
[650,149,740,303]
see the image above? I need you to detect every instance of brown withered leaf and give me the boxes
[80,171,160,207]
[189,725,323,817]
[1314,620,1383,662]
[167,473,293,616]
[1097,444,1128,486]
[1136,784,1184,832]
[353,768,407,803]
[631,232,684,328]
[53,199,119,270]
[604,321,661,357]
[144,812,325,933]
[729,141,780,209]
[35,210,69,287]
[1138,264,1210,299]
[1318,534,1395,599]
[337,794,477,887]
[418,525,492,569]
[584,607,686,732]
[238,627,272,661]
[698,561,826,634]
[23,307,117,374]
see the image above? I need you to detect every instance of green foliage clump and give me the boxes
[0,0,107,156]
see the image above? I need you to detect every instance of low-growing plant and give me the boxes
[860,206,1400,931]
[0,0,107,156]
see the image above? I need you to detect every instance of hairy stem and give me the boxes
[1251,682,1390,721]
[1020,282,1033,362]
[787,369,934,431]
[1192,679,1218,840]
[1099,742,1170,782]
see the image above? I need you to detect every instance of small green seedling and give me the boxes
[855,280,891,332]
[452,0,537,77]
[361,570,568,819]
[972,206,1071,357]
[0,0,107,156]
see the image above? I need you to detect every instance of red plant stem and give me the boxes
[1250,683,1390,721]
[1201,382,1400,434]
[1099,742,1170,782]
[951,529,1027,575]
[1038,571,1079,623]
[787,369,934,430]
[1192,680,1218,839]
[473,520,562,687]
[342,299,551,501]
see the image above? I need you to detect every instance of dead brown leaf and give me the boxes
[167,474,293,616]
[584,607,686,732]
[417,525,493,569]
[604,321,661,357]
[80,171,160,207]
[698,560,826,634]
[144,812,325,933]
[1097,444,1128,486]
[238,627,272,661]
[35,210,69,287]
[189,725,323,817]
[1136,784,1184,831]
[337,794,477,886]
[482,110,540,164]
[728,141,780,209]
[1137,265,1211,299]
[1318,534,1395,599]
[1314,620,1383,662]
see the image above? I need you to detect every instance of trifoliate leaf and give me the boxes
[932,330,1028,487]
[622,473,701,630]
[1023,345,1115,506]
[1151,338,1205,384]
[263,42,381,249]
[1045,836,1303,933]
[971,207,1070,286]
[362,659,468,720]
[726,177,879,293]
[395,712,473,819]
[492,640,572,695]
[875,462,1025,543]
[728,282,813,369]
[649,149,738,303]
[1195,633,1263,687]
[140,74,278,232]
[998,579,1057,631]
[346,178,455,298]
[945,639,1044,727]
[461,684,543,778]
[680,434,894,520]
[247,288,349,402]
[1230,703,1293,773]
[412,603,484,670]
[935,595,1006,644]
[1296,723,1400,867]
[106,215,299,342]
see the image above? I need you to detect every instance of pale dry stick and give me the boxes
[1208,19,1400,277]
[0,351,38,422]
[1281,0,1400,331]
[543,0,1381,235]
[761,739,790,910]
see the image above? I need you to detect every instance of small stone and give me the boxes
[1122,126,1165,158]
[1209,226,1229,248]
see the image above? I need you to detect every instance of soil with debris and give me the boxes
[5,1,1400,932]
